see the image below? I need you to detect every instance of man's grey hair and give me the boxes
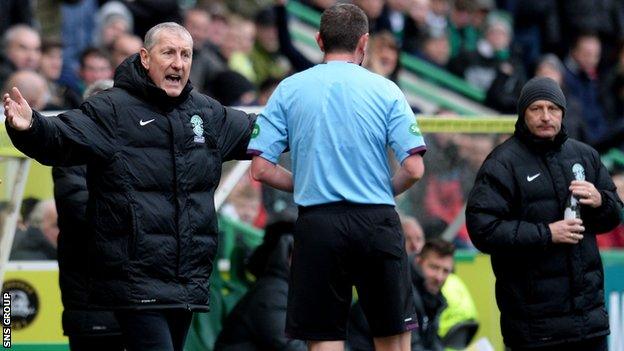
[27,199,55,229]
[2,24,40,50]
[143,22,193,51]
[83,79,114,100]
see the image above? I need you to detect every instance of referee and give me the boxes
[248,4,426,351]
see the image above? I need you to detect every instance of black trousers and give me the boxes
[68,334,124,351]
[114,309,193,351]
[510,335,608,351]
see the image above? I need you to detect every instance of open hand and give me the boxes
[3,87,33,131]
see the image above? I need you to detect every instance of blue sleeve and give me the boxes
[387,87,426,163]
[247,84,289,164]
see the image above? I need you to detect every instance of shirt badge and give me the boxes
[190,114,205,143]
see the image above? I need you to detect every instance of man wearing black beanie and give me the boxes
[466,77,623,351]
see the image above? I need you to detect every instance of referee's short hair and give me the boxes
[319,4,368,54]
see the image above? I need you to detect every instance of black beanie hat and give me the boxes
[517,77,566,118]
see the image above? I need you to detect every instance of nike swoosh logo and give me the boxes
[527,173,541,182]
[139,119,155,126]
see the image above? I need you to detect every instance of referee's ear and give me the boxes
[316,32,325,53]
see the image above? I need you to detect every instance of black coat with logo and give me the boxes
[466,120,622,348]
[7,54,255,311]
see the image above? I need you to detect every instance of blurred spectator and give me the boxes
[447,0,479,58]
[471,0,494,30]
[559,0,624,67]
[384,0,411,37]
[93,1,133,52]
[39,39,82,110]
[427,0,450,34]
[59,0,97,98]
[18,197,39,232]
[274,1,314,73]
[401,214,426,255]
[597,168,624,248]
[250,6,291,85]
[184,7,211,49]
[184,7,228,94]
[110,33,142,68]
[78,47,113,95]
[365,31,400,82]
[534,54,586,141]
[437,274,479,349]
[226,0,274,18]
[402,0,432,55]
[348,239,454,351]
[417,29,451,67]
[604,43,624,120]
[0,25,41,88]
[10,199,58,261]
[498,0,560,74]
[563,34,611,146]
[0,0,33,36]
[122,0,182,39]
[449,12,525,113]
[224,16,258,83]
[215,235,306,351]
[353,0,392,33]
[211,70,258,107]
[3,70,52,111]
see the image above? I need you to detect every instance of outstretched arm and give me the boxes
[250,155,294,193]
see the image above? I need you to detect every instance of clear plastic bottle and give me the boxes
[564,193,581,220]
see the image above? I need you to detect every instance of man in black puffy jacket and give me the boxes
[466,77,622,351]
[3,22,255,351]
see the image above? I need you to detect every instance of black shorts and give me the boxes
[286,202,416,341]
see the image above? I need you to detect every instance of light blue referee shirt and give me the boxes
[248,61,426,206]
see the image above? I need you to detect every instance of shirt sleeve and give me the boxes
[247,84,289,164]
[386,87,426,164]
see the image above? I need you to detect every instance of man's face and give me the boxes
[42,204,59,247]
[573,37,601,75]
[417,252,453,295]
[7,29,41,70]
[403,221,425,255]
[80,55,113,86]
[524,99,563,140]
[184,10,211,49]
[140,30,192,97]
[112,36,143,67]
[40,47,63,80]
